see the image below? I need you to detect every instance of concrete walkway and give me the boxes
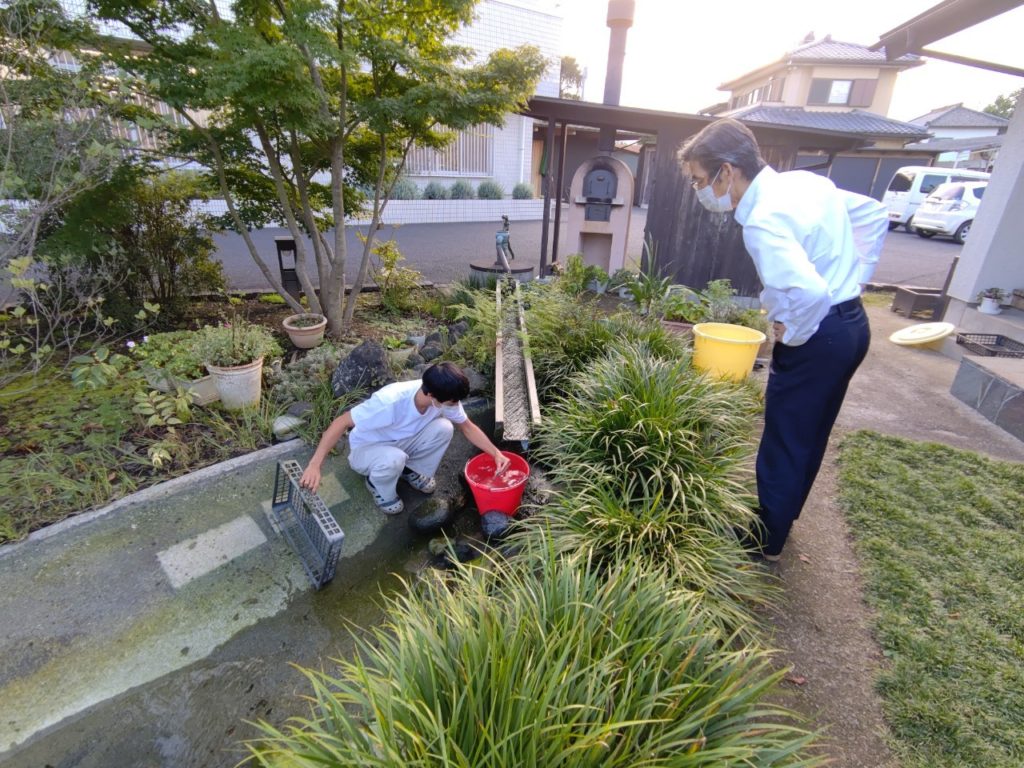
[0,421,489,767]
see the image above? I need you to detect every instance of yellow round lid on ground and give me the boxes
[889,322,956,346]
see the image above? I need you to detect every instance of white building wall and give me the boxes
[453,0,562,97]
[400,0,561,203]
[927,127,1003,140]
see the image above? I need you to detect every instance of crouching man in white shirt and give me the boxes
[300,362,511,515]
[679,118,887,561]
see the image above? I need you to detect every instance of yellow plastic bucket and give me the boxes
[692,323,767,381]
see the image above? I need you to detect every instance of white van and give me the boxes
[882,166,990,232]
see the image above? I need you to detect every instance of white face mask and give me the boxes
[696,167,733,213]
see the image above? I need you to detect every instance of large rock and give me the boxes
[447,320,469,342]
[330,340,394,398]
[462,366,489,395]
[408,497,455,534]
[419,343,443,362]
[480,511,512,540]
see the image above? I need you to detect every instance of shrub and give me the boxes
[189,321,282,368]
[267,341,344,406]
[520,285,687,402]
[422,181,450,200]
[660,278,768,332]
[476,179,504,200]
[389,177,419,200]
[369,239,422,314]
[131,330,207,380]
[512,182,534,199]
[247,546,819,767]
[39,170,225,323]
[449,179,475,199]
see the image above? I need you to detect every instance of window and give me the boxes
[919,174,946,195]
[888,171,915,193]
[406,125,493,176]
[932,184,963,201]
[972,187,986,200]
[827,80,852,104]
[808,78,876,107]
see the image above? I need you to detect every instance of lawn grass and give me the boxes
[837,430,1024,767]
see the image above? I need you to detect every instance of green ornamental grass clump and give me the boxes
[422,181,450,200]
[476,179,504,200]
[246,545,820,767]
[449,179,475,199]
[512,181,534,199]
[531,341,764,633]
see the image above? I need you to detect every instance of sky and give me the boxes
[553,0,1023,122]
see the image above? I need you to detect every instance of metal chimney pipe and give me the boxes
[602,0,635,106]
[600,0,635,152]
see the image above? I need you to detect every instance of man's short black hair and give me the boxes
[422,362,470,403]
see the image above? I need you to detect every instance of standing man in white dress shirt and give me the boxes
[678,118,888,561]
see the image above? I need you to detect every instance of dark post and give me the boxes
[539,118,556,276]
[275,236,302,301]
[551,122,569,267]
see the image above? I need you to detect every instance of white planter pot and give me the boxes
[206,357,264,410]
[282,314,327,349]
[979,297,1002,315]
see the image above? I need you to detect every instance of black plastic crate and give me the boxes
[955,333,1024,359]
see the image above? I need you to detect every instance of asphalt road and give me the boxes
[212,209,961,293]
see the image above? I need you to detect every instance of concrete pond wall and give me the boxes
[0,401,501,766]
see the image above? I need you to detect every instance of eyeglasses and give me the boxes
[690,167,722,191]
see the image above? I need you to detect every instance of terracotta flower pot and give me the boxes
[282,313,327,349]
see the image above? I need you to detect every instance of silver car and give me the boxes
[913,181,987,245]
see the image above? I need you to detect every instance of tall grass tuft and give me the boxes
[535,341,760,534]
[521,481,771,638]
[246,545,820,767]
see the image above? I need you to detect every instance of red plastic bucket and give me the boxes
[464,451,530,516]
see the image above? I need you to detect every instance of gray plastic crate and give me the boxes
[271,460,345,589]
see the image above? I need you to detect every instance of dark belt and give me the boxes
[825,296,862,318]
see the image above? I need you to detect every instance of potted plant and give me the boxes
[282,312,328,349]
[130,330,220,405]
[608,268,636,299]
[976,287,1006,315]
[189,321,282,409]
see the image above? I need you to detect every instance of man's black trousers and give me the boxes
[755,298,870,556]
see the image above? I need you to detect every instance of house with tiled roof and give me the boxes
[906,103,1009,170]
[702,34,938,199]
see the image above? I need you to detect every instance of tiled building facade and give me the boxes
[404,0,562,199]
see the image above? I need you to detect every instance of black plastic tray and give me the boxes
[955,333,1024,359]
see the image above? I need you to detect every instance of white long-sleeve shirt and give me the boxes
[733,166,888,346]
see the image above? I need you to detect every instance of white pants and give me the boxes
[347,418,454,500]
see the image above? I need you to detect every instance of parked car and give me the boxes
[882,165,989,233]
[912,181,987,244]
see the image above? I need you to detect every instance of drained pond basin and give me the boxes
[0,409,495,767]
